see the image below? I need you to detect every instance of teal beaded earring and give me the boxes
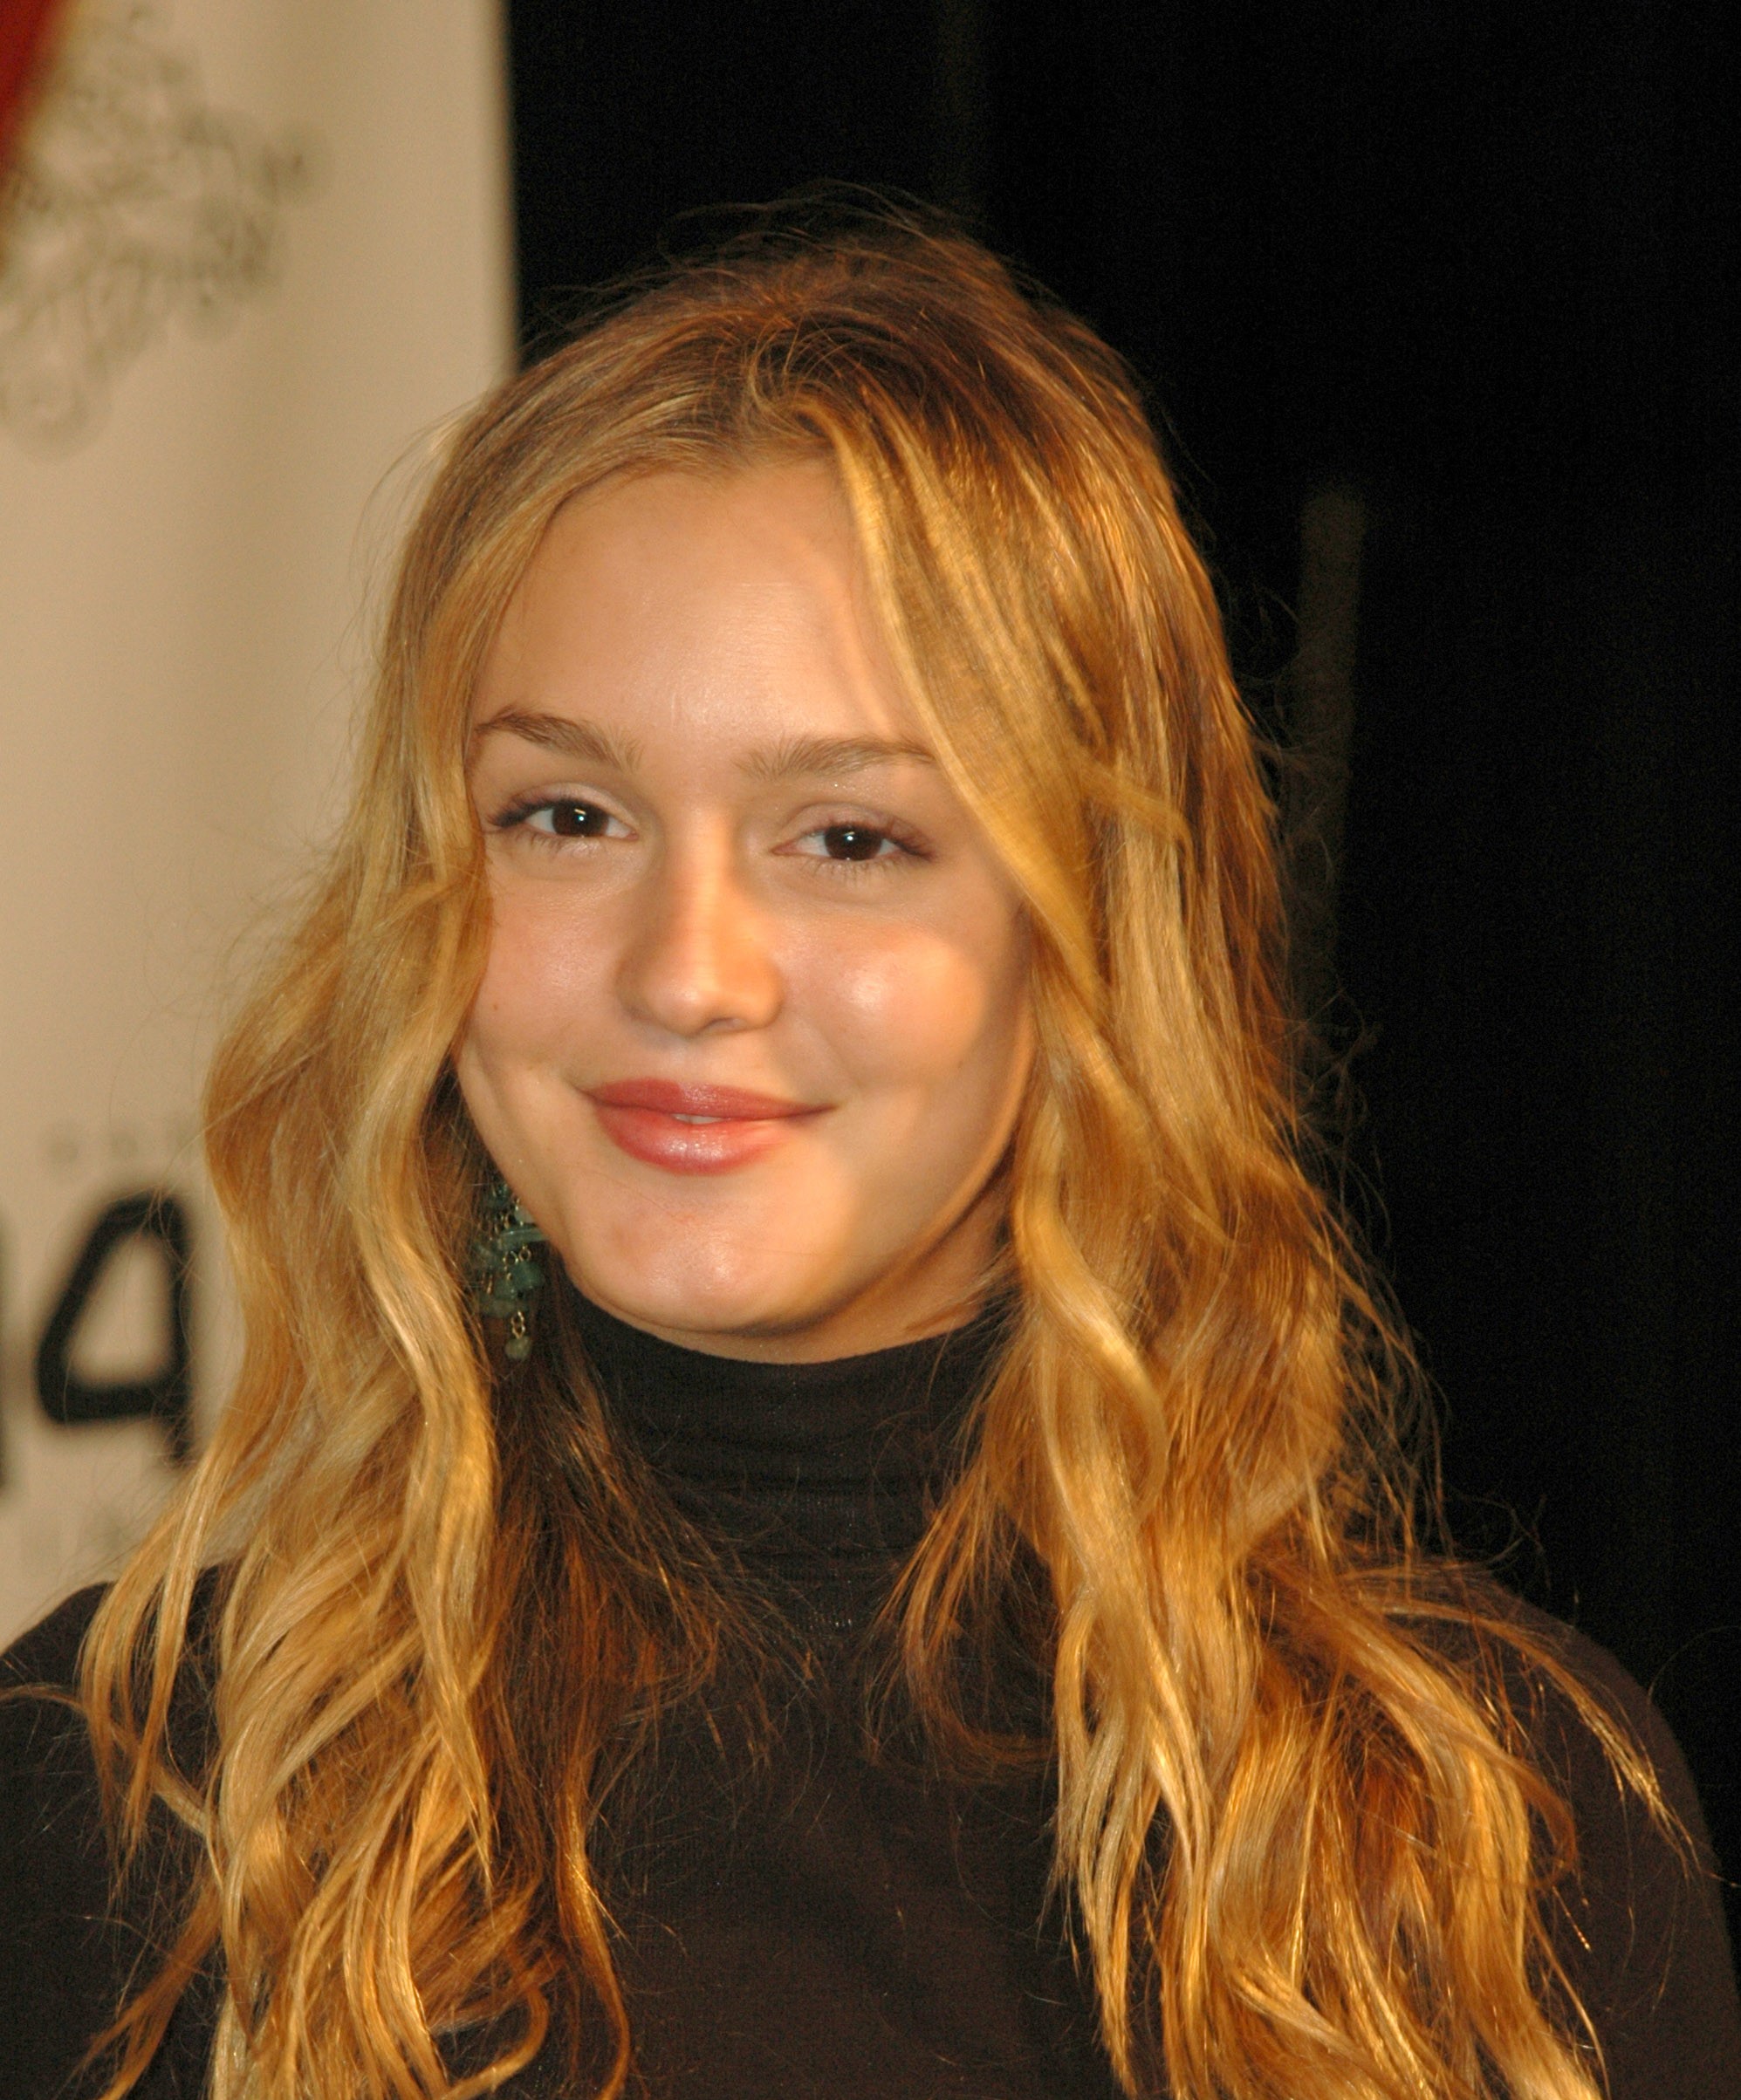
[467,1175,547,1362]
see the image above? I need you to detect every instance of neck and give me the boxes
[568,1284,1010,1577]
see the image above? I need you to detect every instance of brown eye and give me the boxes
[542,801,613,837]
[820,824,890,861]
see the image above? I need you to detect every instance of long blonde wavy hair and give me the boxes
[78,209,1662,2100]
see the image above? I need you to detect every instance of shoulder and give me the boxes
[2,1587,129,2096]
[1430,1593,1741,2099]
[2,1582,219,2098]
[3,1580,109,1693]
[1,1582,113,1839]
[3,1570,225,1783]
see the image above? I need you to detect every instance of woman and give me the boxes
[3,209,1737,2100]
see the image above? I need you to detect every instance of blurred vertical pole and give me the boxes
[1284,484,1366,1033]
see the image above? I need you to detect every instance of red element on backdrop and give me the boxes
[0,0,65,169]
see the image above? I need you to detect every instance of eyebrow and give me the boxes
[469,710,641,771]
[470,711,935,782]
[739,731,937,783]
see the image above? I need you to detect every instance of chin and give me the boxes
[560,1228,840,1347]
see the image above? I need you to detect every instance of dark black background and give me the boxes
[505,0,1738,1932]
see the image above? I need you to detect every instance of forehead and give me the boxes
[472,460,922,755]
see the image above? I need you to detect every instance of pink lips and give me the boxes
[586,1077,824,1175]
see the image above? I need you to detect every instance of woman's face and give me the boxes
[457,460,1033,1361]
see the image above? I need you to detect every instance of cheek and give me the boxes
[817,918,1029,1095]
[468,886,609,1064]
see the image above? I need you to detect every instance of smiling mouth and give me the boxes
[586,1078,825,1174]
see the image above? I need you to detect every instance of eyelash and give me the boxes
[792,815,929,872]
[489,796,931,873]
[491,795,627,845]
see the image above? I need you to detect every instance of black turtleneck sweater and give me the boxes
[3,1296,1738,2097]
[564,1292,1114,2098]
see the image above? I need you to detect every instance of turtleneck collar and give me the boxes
[569,1287,1009,1575]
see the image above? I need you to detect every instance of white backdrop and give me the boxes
[0,0,512,1643]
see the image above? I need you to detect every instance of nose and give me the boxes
[614,836,785,1038]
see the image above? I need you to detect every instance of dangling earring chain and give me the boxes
[468,1175,546,1362]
